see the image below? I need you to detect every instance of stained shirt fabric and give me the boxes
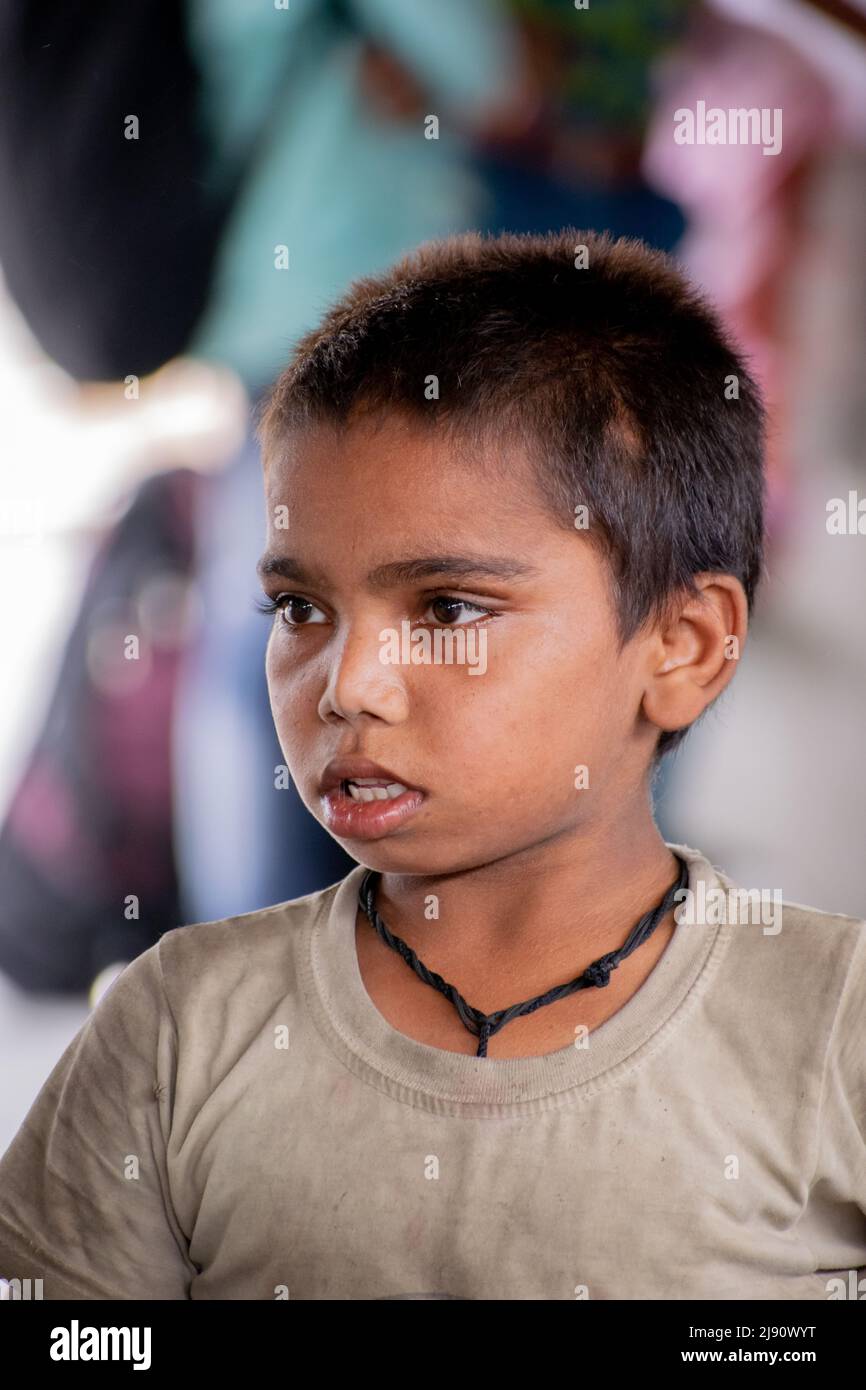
[0,842,864,1300]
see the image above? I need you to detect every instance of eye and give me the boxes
[254,592,328,626]
[420,595,494,626]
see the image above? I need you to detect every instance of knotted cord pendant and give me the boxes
[358,855,689,1057]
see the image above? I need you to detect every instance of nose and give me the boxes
[318,619,410,725]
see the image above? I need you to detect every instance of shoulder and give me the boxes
[151,873,354,1019]
[670,841,866,1051]
[716,860,866,993]
[672,841,864,960]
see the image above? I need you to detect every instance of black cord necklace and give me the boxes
[358,855,689,1057]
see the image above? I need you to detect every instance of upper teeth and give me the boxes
[346,778,409,801]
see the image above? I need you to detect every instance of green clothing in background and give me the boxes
[184,0,523,393]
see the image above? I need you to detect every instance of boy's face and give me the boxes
[259,411,658,875]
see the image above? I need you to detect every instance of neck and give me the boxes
[373,806,679,992]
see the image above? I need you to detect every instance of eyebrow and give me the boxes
[255,552,540,589]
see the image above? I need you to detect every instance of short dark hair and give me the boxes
[256,228,765,756]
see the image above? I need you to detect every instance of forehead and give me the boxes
[258,412,616,608]
[262,412,547,533]
[255,411,617,608]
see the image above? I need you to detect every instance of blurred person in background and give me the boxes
[0,0,233,999]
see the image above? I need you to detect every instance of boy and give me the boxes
[0,229,863,1300]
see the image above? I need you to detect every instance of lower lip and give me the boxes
[321,783,426,839]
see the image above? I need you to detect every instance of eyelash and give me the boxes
[254,592,496,628]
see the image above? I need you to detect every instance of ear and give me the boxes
[641,574,748,739]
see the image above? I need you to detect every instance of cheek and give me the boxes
[264,632,284,712]
[264,627,283,685]
[527,619,619,718]
[411,635,603,789]
[264,634,309,732]
[498,624,628,777]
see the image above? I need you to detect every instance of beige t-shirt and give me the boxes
[1,842,864,1301]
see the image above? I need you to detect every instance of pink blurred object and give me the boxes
[642,14,833,314]
[640,3,865,539]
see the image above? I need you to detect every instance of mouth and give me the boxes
[341,777,411,802]
[318,762,426,840]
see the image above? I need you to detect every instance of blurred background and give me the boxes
[0,0,864,1149]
